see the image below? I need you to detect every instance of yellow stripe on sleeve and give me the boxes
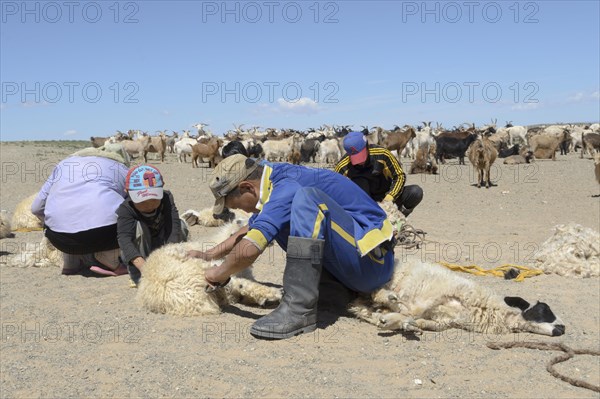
[245,229,268,251]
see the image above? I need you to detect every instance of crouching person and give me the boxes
[31,146,130,276]
[335,131,423,217]
[187,155,395,340]
[117,165,188,287]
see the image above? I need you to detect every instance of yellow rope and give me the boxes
[437,261,543,282]
[12,227,43,232]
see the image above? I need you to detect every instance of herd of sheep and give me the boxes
[89,122,600,185]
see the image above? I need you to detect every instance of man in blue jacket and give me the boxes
[188,154,395,340]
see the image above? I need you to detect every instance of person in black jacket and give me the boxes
[117,165,188,286]
[335,131,423,217]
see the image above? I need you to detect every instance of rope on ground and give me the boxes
[394,221,427,249]
[437,261,543,282]
[487,341,600,392]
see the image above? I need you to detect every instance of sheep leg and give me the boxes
[348,297,388,327]
[378,312,422,332]
[228,277,282,307]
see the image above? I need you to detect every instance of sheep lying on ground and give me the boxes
[349,257,565,337]
[181,208,250,227]
[0,210,13,239]
[503,151,534,165]
[533,223,599,278]
[7,236,62,268]
[11,193,43,232]
[136,241,281,316]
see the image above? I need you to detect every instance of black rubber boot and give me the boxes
[250,236,324,339]
[400,205,413,217]
[318,268,358,313]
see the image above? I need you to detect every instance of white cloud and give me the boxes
[22,101,50,108]
[64,130,77,136]
[566,90,599,103]
[511,102,540,111]
[567,92,585,103]
[276,97,320,114]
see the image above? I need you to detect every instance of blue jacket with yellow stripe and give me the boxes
[245,162,393,256]
[334,145,405,202]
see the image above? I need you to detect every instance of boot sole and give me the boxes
[250,323,317,340]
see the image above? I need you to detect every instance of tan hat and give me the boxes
[210,154,259,214]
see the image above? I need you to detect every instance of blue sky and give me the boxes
[1,0,598,140]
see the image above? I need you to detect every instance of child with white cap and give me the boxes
[116,165,188,286]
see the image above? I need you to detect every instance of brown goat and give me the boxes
[410,147,438,174]
[468,137,498,188]
[383,127,416,162]
[143,134,167,163]
[582,132,600,158]
[287,149,301,165]
[191,137,222,168]
[528,132,567,160]
[90,136,109,148]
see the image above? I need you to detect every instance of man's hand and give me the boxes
[204,266,230,290]
[186,250,210,261]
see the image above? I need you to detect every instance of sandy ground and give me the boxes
[1,141,599,398]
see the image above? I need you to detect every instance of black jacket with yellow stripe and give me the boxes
[334,145,405,202]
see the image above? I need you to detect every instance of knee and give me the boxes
[410,185,424,202]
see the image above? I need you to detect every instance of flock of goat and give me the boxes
[90,120,600,188]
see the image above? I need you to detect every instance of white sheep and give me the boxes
[0,210,13,239]
[349,257,565,337]
[533,223,600,278]
[11,193,43,232]
[136,241,281,316]
[7,236,62,268]
[181,208,251,228]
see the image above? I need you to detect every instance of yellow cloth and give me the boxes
[437,261,543,282]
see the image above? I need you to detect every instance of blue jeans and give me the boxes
[285,187,394,293]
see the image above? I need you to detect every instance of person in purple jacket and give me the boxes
[31,146,130,276]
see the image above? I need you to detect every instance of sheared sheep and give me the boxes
[7,236,62,268]
[136,241,281,316]
[11,193,43,232]
[0,210,13,239]
[181,208,250,227]
[533,223,599,278]
[349,257,565,336]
